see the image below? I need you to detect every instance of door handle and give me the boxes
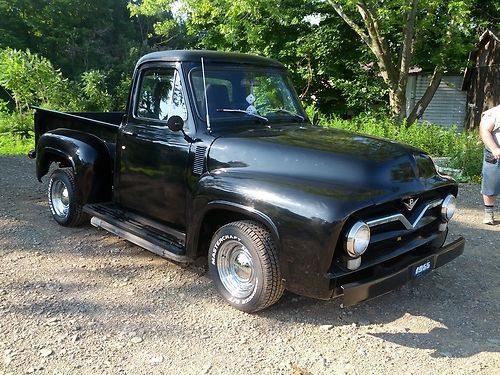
[122,130,138,137]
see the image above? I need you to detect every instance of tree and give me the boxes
[0,0,147,102]
[127,0,389,115]
[327,0,476,124]
[0,48,72,112]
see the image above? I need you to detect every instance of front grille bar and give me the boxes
[366,199,442,230]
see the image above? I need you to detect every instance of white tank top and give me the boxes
[482,105,500,149]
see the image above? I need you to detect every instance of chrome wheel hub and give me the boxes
[51,180,69,217]
[217,240,256,299]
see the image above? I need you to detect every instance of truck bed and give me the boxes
[33,107,123,147]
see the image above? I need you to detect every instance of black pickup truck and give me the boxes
[30,50,465,312]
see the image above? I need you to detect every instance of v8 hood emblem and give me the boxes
[403,197,419,211]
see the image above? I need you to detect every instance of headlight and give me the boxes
[345,221,371,257]
[441,194,456,222]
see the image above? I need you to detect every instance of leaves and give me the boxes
[0,48,70,112]
[0,48,117,135]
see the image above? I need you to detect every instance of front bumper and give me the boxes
[341,236,465,307]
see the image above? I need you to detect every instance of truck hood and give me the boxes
[207,126,451,204]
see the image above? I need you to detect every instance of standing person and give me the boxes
[479,104,500,225]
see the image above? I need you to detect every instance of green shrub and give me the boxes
[449,131,483,182]
[0,111,34,138]
[80,70,113,112]
[320,113,482,182]
[0,132,34,155]
[0,48,77,112]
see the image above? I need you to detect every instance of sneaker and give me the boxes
[483,211,495,225]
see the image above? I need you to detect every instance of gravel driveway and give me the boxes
[1,155,499,375]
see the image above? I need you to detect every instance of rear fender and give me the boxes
[36,129,112,203]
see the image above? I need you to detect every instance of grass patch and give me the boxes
[0,133,34,155]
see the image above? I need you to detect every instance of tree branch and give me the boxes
[355,2,397,86]
[396,0,419,96]
[406,66,443,126]
[327,1,370,46]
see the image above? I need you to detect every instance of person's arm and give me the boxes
[480,115,500,158]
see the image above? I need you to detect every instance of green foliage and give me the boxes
[0,111,34,137]
[80,71,113,112]
[114,74,133,111]
[320,112,482,181]
[448,131,483,182]
[0,0,162,113]
[0,0,143,81]
[412,0,475,73]
[0,49,124,137]
[0,132,34,155]
[129,0,387,116]
[0,48,73,112]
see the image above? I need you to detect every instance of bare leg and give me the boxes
[483,195,496,206]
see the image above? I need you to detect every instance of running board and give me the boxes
[90,217,189,263]
[84,202,185,245]
[84,202,188,263]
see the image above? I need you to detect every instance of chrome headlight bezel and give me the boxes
[345,221,371,258]
[441,194,456,222]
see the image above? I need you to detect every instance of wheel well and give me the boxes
[196,209,276,258]
[39,153,73,180]
[52,155,72,169]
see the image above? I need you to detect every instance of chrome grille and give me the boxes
[331,192,446,273]
[366,199,442,231]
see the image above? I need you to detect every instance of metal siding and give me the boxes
[412,75,466,131]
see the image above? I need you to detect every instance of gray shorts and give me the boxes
[481,149,500,196]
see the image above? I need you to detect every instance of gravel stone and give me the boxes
[39,348,53,357]
[0,156,499,374]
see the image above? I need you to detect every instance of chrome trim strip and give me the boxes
[366,199,443,230]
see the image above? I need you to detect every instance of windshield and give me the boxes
[190,65,306,128]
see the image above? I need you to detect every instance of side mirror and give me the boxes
[166,115,184,132]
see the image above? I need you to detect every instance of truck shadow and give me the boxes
[261,220,499,358]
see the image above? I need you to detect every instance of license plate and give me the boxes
[413,259,432,278]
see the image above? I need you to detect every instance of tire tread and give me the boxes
[222,220,284,312]
[48,168,88,227]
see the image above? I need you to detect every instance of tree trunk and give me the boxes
[389,89,407,121]
[406,68,443,126]
[329,1,417,124]
[393,0,419,122]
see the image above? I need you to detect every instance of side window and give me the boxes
[136,69,188,122]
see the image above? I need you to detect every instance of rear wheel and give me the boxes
[48,169,88,226]
[209,220,284,312]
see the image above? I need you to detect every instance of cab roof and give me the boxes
[137,50,284,69]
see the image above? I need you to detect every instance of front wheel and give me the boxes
[48,169,88,227]
[208,220,284,312]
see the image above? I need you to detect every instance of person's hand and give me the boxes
[493,148,500,159]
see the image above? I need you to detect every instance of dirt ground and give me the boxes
[0,155,499,375]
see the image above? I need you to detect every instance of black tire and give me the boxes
[48,169,88,227]
[208,220,284,312]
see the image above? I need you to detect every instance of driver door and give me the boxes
[117,66,191,229]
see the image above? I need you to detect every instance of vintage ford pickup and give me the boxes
[30,50,465,312]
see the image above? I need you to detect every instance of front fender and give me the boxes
[36,129,113,203]
[189,172,376,299]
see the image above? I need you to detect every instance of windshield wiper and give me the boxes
[216,109,269,123]
[267,108,304,122]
